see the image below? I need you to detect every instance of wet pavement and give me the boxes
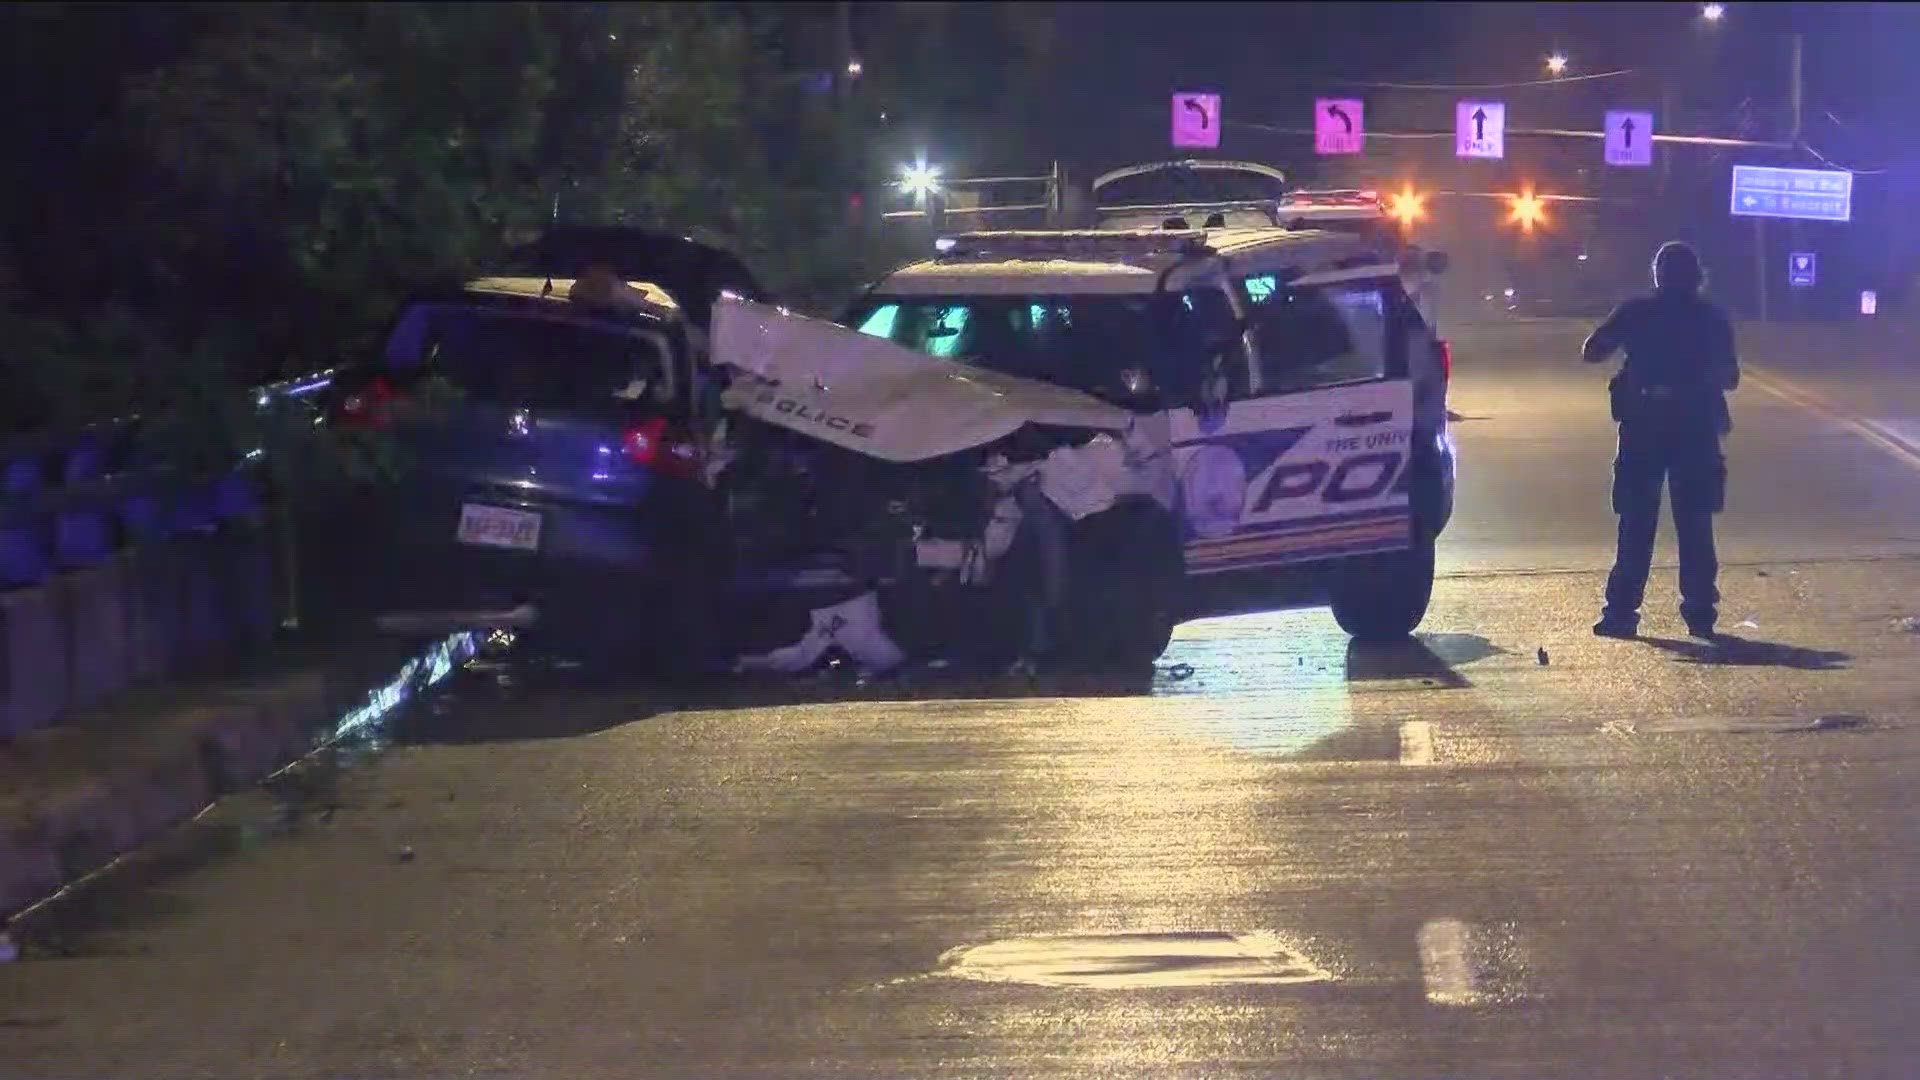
[5,318,1920,1078]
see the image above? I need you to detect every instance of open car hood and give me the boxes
[712,296,1130,463]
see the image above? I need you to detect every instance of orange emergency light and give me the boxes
[1389,187,1425,227]
[1509,191,1547,231]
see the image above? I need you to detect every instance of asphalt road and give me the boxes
[8,317,1920,1079]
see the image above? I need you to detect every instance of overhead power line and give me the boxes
[1337,68,1639,91]
[1800,142,1890,176]
[1226,120,1792,150]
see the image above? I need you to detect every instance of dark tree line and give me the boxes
[0,2,1057,435]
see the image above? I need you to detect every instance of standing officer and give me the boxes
[1582,241,1740,638]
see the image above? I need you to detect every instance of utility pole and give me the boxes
[1756,31,1804,324]
[835,0,854,101]
[1786,32,1805,322]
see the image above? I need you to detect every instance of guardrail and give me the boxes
[0,371,335,590]
[0,369,340,738]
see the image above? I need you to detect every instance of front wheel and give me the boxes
[1328,538,1435,642]
[1062,500,1185,668]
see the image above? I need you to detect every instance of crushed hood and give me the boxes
[712,295,1130,463]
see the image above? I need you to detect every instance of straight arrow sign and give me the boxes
[1604,110,1654,167]
[1456,100,1505,159]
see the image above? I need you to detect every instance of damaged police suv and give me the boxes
[709,226,1456,671]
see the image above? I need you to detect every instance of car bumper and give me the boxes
[358,483,700,617]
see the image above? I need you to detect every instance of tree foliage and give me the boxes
[0,2,1058,435]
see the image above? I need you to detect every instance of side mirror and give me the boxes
[1424,250,1451,275]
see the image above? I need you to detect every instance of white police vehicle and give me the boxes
[1086,165,1448,327]
[709,226,1456,671]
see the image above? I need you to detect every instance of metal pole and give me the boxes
[1786,32,1804,321]
[1659,87,1677,196]
[835,0,853,100]
[1789,33,1804,140]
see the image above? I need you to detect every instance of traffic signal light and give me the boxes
[1509,191,1546,231]
[1388,187,1425,227]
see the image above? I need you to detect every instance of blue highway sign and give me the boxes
[1730,165,1852,223]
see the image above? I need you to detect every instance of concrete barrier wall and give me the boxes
[0,523,275,740]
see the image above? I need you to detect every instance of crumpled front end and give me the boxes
[709,297,1177,674]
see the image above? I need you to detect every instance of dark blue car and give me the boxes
[329,269,731,673]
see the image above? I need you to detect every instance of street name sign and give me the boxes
[1730,165,1852,222]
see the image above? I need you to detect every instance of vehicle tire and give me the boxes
[1062,499,1185,668]
[1328,537,1435,642]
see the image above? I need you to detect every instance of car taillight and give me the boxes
[336,378,397,428]
[1438,339,1453,384]
[622,417,703,479]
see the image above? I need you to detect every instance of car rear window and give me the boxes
[384,303,674,411]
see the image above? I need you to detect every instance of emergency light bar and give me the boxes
[932,230,1215,263]
[1280,190,1383,207]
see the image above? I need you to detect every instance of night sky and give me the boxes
[1043,2,1917,174]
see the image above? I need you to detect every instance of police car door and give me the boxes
[1169,269,1417,575]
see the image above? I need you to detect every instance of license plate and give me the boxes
[456,503,542,552]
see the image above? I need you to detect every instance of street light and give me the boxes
[1701,2,1725,21]
[898,161,942,199]
[1545,52,1568,76]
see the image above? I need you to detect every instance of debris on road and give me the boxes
[1537,647,1550,666]
[1639,714,1871,735]
[1735,619,1759,629]
[395,846,416,863]
[1894,617,1920,634]
[733,591,906,679]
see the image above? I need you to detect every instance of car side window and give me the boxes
[1169,287,1250,403]
[1246,278,1395,394]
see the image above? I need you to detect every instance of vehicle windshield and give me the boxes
[383,302,675,411]
[843,294,1188,395]
[1095,166,1286,208]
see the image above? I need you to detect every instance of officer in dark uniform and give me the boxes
[1582,241,1740,638]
